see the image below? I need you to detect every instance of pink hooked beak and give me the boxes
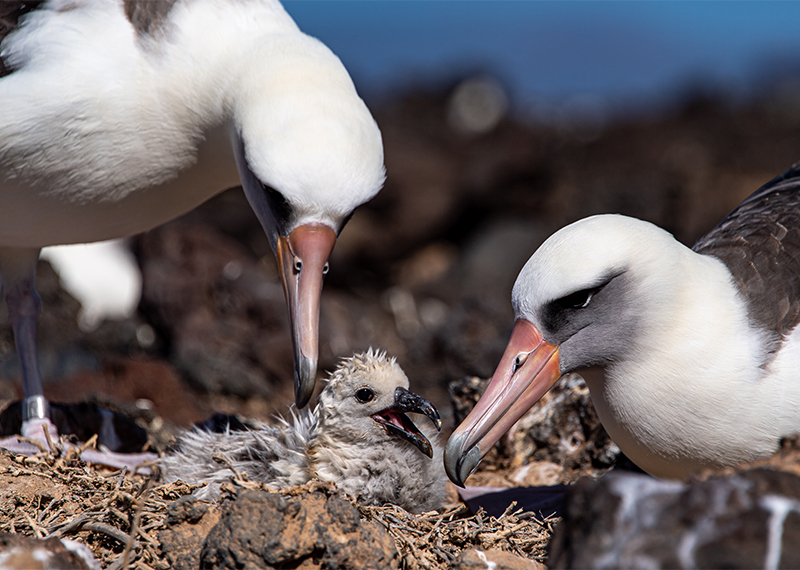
[276,223,336,407]
[444,319,561,486]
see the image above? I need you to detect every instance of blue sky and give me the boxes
[283,1,800,115]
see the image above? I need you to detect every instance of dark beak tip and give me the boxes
[444,460,466,488]
[294,359,317,408]
[376,412,436,459]
[394,387,442,431]
[421,442,433,458]
[444,438,481,487]
[425,406,443,431]
[295,386,312,408]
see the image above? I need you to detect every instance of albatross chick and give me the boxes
[161,350,446,513]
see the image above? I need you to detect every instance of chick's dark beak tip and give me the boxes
[393,386,441,431]
[369,387,441,459]
[418,438,434,458]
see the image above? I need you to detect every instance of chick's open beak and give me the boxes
[277,224,336,408]
[372,387,442,458]
[444,319,561,486]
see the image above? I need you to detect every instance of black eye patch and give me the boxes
[539,270,625,337]
[261,183,293,234]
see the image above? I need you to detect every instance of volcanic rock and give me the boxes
[548,468,800,569]
[158,496,221,570]
[506,373,620,481]
[199,489,399,569]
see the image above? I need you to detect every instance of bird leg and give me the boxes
[4,255,47,417]
[0,249,155,473]
[0,248,60,455]
[0,248,56,454]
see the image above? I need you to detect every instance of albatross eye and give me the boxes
[322,262,329,275]
[560,288,595,309]
[293,259,302,273]
[355,387,376,403]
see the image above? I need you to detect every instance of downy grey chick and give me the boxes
[161,349,446,513]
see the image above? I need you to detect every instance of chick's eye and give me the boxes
[355,387,375,403]
[293,259,302,273]
[322,262,329,275]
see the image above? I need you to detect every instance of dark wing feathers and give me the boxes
[123,0,180,37]
[0,1,44,78]
[0,0,179,78]
[693,162,800,347]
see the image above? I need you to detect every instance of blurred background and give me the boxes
[3,1,800,440]
[287,1,800,117]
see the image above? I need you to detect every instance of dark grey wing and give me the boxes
[0,1,44,78]
[123,0,180,37]
[0,0,180,77]
[693,162,800,351]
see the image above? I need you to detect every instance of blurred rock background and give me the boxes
[1,79,799,436]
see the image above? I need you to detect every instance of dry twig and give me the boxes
[359,501,555,569]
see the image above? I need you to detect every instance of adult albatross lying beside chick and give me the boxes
[161,350,446,513]
[0,0,384,461]
[446,163,800,485]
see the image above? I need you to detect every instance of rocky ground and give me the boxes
[2,78,800,568]
[0,449,554,569]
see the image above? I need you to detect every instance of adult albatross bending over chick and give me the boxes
[446,163,800,485]
[0,0,384,459]
[161,350,446,513]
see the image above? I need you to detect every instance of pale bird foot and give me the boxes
[0,418,156,474]
[78,448,157,474]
